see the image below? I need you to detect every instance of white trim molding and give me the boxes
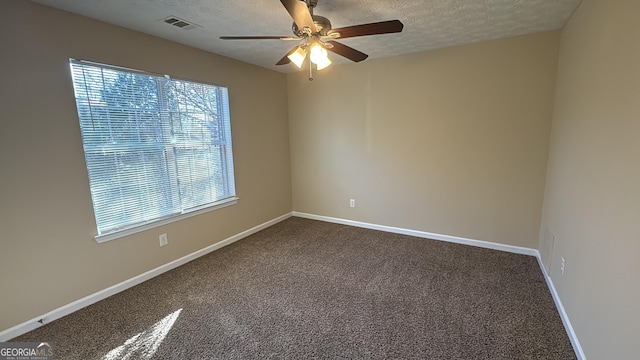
[95,197,239,243]
[292,212,538,256]
[1,210,586,360]
[0,212,292,342]
[534,254,587,360]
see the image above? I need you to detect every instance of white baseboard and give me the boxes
[0,212,292,342]
[534,254,587,360]
[292,212,538,256]
[293,211,586,359]
[2,210,586,360]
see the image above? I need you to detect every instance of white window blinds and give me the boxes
[69,59,236,238]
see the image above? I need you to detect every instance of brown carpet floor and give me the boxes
[13,217,576,359]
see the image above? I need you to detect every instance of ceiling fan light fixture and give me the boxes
[309,44,331,70]
[309,44,327,63]
[287,47,307,68]
[221,0,405,74]
[315,56,332,70]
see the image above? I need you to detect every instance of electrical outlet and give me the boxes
[560,257,566,275]
[159,233,168,247]
[349,199,356,208]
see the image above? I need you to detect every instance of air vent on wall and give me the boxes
[163,16,199,30]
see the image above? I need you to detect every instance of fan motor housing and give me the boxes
[292,15,332,37]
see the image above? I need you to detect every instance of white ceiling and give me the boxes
[30,0,582,73]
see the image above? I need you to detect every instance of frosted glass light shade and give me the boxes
[310,45,327,64]
[309,44,331,70]
[287,47,306,68]
[315,57,332,70]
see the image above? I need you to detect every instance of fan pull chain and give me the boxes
[308,55,314,81]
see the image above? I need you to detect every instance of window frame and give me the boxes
[95,198,237,243]
[69,59,238,243]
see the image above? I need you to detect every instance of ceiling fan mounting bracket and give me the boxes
[306,0,318,11]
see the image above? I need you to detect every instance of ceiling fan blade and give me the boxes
[280,0,317,33]
[220,36,293,40]
[276,46,300,65]
[328,20,404,39]
[324,41,368,62]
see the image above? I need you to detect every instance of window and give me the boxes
[69,59,236,242]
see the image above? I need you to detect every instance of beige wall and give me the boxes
[0,0,291,332]
[541,0,640,358]
[7,1,637,356]
[289,31,560,249]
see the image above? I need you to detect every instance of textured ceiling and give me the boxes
[30,0,582,73]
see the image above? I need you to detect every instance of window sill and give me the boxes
[94,197,239,243]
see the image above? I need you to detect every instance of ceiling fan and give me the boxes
[220,0,404,79]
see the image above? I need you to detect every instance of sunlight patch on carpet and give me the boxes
[101,308,182,360]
